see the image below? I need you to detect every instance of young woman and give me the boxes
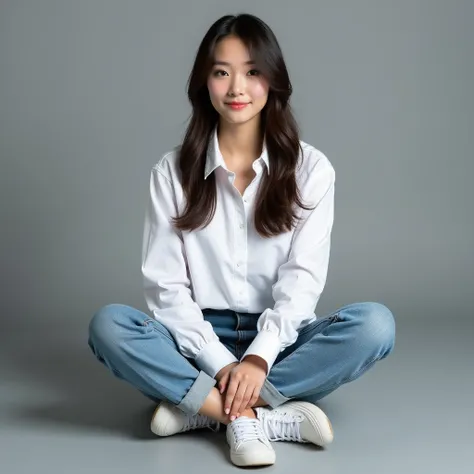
[88,13,395,468]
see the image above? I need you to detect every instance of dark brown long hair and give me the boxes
[171,13,316,238]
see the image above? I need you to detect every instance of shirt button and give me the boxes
[239,224,244,229]
[237,263,241,267]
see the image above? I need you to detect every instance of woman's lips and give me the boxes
[226,102,249,110]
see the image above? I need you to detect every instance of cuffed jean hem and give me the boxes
[175,370,217,416]
[260,378,290,409]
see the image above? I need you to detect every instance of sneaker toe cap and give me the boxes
[151,403,181,436]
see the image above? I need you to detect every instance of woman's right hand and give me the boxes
[215,362,239,394]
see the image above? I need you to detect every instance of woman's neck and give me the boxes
[217,119,263,169]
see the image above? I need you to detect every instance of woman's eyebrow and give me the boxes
[212,60,256,66]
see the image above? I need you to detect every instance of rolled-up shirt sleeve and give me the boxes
[141,165,238,378]
[241,160,336,374]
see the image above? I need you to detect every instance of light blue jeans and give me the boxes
[88,302,395,415]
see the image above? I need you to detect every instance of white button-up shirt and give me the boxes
[141,127,336,378]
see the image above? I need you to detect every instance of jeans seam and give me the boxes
[283,313,341,364]
[344,356,380,383]
[304,355,381,398]
[297,312,340,337]
[88,340,124,378]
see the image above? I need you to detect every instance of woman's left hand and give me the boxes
[224,355,267,421]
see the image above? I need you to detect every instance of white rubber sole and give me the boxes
[230,449,276,467]
[285,401,334,445]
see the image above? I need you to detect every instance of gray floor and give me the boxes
[1,315,472,473]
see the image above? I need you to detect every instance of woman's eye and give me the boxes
[213,70,228,77]
[248,69,260,76]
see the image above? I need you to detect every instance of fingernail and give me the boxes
[230,416,235,421]
[225,408,230,415]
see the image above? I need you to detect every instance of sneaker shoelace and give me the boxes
[183,413,220,432]
[230,417,268,448]
[259,410,305,442]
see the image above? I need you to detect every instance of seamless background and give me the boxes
[1,1,473,473]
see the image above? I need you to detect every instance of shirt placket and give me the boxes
[233,195,250,313]
[229,162,261,313]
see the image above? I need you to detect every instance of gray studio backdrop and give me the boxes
[1,0,473,334]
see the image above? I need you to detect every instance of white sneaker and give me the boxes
[226,416,276,467]
[255,400,334,446]
[150,400,220,436]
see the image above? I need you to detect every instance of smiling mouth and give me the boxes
[225,102,250,109]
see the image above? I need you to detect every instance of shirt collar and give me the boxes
[204,126,270,179]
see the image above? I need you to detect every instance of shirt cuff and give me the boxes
[194,340,239,379]
[241,330,282,375]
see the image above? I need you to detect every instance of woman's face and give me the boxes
[207,35,269,126]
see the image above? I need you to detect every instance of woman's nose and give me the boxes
[228,74,246,96]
